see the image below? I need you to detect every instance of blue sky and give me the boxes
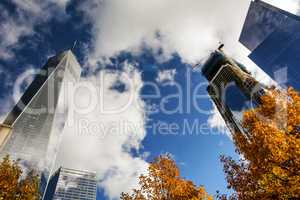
[0,0,299,199]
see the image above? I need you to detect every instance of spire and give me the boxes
[71,40,78,52]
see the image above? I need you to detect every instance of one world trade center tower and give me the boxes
[0,50,81,195]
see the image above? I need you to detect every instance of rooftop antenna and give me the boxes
[192,62,201,69]
[71,40,78,52]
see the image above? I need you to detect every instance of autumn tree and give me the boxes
[220,87,300,199]
[121,155,213,200]
[0,155,40,200]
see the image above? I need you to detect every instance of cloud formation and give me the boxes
[81,0,252,65]
[0,0,69,60]
[156,69,176,84]
[80,0,300,74]
[55,63,148,199]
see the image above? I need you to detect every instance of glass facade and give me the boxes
[44,168,97,200]
[0,50,81,196]
[240,0,300,91]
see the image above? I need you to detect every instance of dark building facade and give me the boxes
[240,0,300,90]
[43,167,97,200]
[201,49,265,134]
[0,50,81,197]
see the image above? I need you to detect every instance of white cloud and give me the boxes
[0,7,33,60]
[79,0,300,75]
[79,0,254,65]
[156,69,176,84]
[54,63,148,199]
[0,0,70,60]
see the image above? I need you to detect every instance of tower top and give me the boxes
[71,40,78,52]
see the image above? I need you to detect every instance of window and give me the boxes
[243,78,255,90]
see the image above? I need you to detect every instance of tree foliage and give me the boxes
[121,155,213,200]
[0,155,40,200]
[220,87,300,199]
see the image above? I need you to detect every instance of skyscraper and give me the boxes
[0,50,81,194]
[240,0,300,90]
[43,167,97,200]
[201,48,265,134]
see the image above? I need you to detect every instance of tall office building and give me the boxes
[0,50,81,194]
[43,167,97,200]
[240,0,300,90]
[201,48,265,134]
